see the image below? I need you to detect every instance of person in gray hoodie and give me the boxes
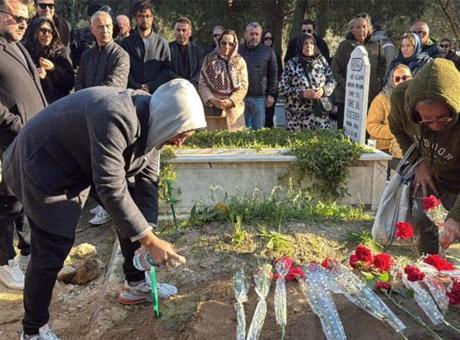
[3,79,206,339]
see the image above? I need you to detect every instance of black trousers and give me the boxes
[23,220,145,335]
[330,102,345,129]
[0,194,30,265]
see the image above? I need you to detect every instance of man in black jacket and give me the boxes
[169,17,204,87]
[410,21,445,58]
[0,0,47,291]
[32,0,72,62]
[239,22,278,130]
[284,19,331,64]
[121,0,173,93]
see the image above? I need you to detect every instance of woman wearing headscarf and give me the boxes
[278,34,336,131]
[367,64,412,161]
[24,17,74,103]
[331,14,387,129]
[388,32,432,78]
[199,29,248,131]
[263,29,283,127]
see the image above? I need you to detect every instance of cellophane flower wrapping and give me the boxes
[233,269,249,340]
[298,264,347,340]
[246,264,272,340]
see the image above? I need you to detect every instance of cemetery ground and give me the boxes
[0,200,459,340]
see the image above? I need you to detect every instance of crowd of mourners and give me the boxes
[1,1,460,339]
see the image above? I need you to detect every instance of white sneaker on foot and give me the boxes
[0,259,24,290]
[20,324,60,340]
[15,254,31,272]
[89,205,103,215]
[117,279,178,305]
[88,208,111,225]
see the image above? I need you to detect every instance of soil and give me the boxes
[1,202,460,340]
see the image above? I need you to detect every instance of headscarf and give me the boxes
[382,64,411,97]
[296,33,321,69]
[201,30,242,97]
[147,79,206,152]
[399,33,424,65]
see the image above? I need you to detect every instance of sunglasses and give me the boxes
[355,13,369,18]
[38,3,55,10]
[302,29,313,34]
[264,36,273,40]
[394,75,411,82]
[440,44,451,48]
[220,41,235,47]
[0,9,27,24]
[39,27,53,35]
[410,30,426,36]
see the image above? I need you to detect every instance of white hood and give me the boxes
[147,79,206,151]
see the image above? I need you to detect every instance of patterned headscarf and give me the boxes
[201,30,242,97]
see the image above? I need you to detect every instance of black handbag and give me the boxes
[204,105,225,118]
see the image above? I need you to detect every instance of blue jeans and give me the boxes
[244,96,265,130]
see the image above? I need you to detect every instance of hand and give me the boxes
[440,218,460,249]
[220,99,233,109]
[141,84,149,92]
[139,231,186,267]
[412,161,438,197]
[265,95,275,108]
[39,57,54,71]
[37,67,46,79]
[311,88,325,99]
[208,97,223,109]
[302,89,317,99]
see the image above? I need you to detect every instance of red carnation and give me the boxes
[355,244,374,265]
[447,280,460,305]
[404,265,425,282]
[349,254,360,269]
[375,280,392,292]
[423,254,455,271]
[423,195,442,211]
[285,265,305,281]
[373,253,394,272]
[321,257,332,270]
[395,222,414,239]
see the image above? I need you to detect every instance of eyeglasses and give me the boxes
[302,29,313,34]
[264,36,273,40]
[0,9,27,24]
[440,44,451,48]
[410,30,426,36]
[213,33,221,38]
[39,27,53,35]
[418,116,454,125]
[37,3,55,10]
[220,41,235,47]
[394,75,411,82]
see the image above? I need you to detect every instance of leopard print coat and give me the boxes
[278,55,336,131]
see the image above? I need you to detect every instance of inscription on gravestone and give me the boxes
[343,46,370,145]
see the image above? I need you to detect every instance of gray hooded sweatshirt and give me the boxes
[3,79,206,240]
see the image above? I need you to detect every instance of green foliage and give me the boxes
[258,224,294,256]
[231,215,248,246]
[347,230,382,253]
[182,129,368,200]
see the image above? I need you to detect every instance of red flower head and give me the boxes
[349,254,360,269]
[375,280,392,292]
[285,265,305,281]
[447,280,460,306]
[423,195,442,211]
[423,254,455,271]
[404,265,425,282]
[355,244,374,265]
[373,253,394,272]
[395,222,414,240]
[321,257,333,270]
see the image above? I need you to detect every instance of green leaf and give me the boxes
[378,272,390,282]
[361,271,375,281]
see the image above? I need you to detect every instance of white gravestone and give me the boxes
[343,46,371,145]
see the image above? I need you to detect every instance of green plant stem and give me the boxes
[386,293,443,340]
[444,319,460,336]
[166,179,178,229]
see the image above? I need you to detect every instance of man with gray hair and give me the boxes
[115,14,131,43]
[239,22,278,130]
[410,21,445,58]
[75,10,130,90]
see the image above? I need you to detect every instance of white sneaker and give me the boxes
[0,259,24,290]
[117,279,178,305]
[88,208,111,225]
[20,324,60,340]
[89,205,103,215]
[15,254,31,272]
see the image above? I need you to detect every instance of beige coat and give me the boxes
[198,55,248,131]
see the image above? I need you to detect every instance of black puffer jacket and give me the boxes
[239,43,278,97]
